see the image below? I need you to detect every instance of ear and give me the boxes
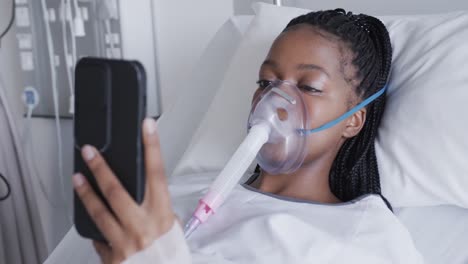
[342,108,367,138]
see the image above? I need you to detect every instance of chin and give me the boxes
[258,143,288,163]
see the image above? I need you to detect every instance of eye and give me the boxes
[256,80,273,89]
[299,85,322,94]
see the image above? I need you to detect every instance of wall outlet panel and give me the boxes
[15,0,122,118]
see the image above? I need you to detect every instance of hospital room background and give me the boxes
[0,0,467,263]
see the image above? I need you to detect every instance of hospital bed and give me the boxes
[45,3,468,264]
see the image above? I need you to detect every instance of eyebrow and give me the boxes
[261,59,330,77]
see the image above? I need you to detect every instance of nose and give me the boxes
[270,87,296,105]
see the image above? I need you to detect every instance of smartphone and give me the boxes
[73,57,147,241]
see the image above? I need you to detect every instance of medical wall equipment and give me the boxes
[20,82,73,215]
[13,0,161,118]
[14,0,124,118]
[184,80,386,237]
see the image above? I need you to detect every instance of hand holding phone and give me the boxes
[73,57,179,262]
[74,57,147,241]
[73,118,177,263]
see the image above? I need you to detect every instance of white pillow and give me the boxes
[173,3,468,208]
[376,11,468,207]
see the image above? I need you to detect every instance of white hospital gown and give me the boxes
[124,173,424,264]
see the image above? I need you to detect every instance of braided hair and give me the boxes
[284,9,393,208]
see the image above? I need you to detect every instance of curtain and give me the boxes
[0,75,47,263]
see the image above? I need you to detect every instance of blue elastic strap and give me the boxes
[300,86,387,135]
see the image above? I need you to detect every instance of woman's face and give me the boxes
[254,24,365,168]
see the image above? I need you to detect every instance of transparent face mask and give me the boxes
[248,80,310,174]
[247,79,387,175]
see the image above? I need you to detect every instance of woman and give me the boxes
[73,9,423,263]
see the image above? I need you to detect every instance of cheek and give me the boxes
[303,92,349,129]
[303,122,346,159]
[303,97,336,129]
[305,102,326,129]
[301,95,349,160]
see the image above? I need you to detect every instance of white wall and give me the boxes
[120,0,162,117]
[151,0,234,111]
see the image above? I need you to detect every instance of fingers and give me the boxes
[141,118,171,209]
[93,240,112,264]
[81,145,142,227]
[73,173,124,243]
